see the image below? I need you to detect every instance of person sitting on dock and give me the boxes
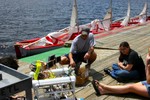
[0,56,25,100]
[0,56,19,70]
[92,48,150,98]
[59,27,97,75]
[104,41,146,82]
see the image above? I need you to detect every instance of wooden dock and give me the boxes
[18,21,150,100]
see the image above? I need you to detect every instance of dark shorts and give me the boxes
[141,81,150,96]
[65,52,88,75]
[65,52,88,63]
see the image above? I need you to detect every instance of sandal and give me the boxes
[104,68,111,75]
[9,95,26,100]
[92,80,101,95]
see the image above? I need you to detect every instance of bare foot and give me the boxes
[94,80,110,94]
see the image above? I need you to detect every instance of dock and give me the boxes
[18,21,150,100]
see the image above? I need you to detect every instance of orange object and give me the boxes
[75,66,89,86]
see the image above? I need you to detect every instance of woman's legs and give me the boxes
[94,80,149,98]
[113,70,139,80]
[112,64,120,70]
[111,64,140,81]
[110,64,121,79]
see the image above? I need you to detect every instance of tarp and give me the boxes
[19,47,70,63]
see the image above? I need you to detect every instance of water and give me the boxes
[0,0,149,57]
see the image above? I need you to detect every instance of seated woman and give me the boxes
[104,41,146,82]
[92,47,150,98]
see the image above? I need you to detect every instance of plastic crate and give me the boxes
[32,67,76,100]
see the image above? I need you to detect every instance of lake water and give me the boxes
[0,0,149,57]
